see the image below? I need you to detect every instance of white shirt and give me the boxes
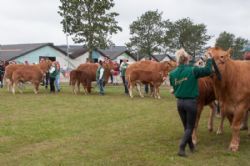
[99,67,104,80]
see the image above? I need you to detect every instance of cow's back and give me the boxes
[4,64,24,80]
[77,63,98,81]
[13,65,43,82]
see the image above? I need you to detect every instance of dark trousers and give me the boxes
[121,76,128,94]
[50,77,55,92]
[177,99,197,150]
[145,84,149,94]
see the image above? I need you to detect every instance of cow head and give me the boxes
[206,47,232,65]
[206,47,232,81]
[39,60,52,73]
[102,60,115,83]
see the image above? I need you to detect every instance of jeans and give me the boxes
[98,79,104,95]
[177,98,197,150]
[55,74,60,91]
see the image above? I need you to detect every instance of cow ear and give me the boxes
[226,48,233,57]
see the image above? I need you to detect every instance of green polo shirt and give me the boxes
[169,59,212,99]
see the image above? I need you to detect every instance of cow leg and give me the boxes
[240,111,248,130]
[137,83,144,98]
[208,102,216,132]
[77,80,80,93]
[18,82,23,94]
[192,105,203,145]
[229,108,246,152]
[72,81,77,95]
[12,82,16,94]
[5,79,11,92]
[129,82,134,98]
[157,85,161,99]
[217,104,225,135]
[33,82,39,94]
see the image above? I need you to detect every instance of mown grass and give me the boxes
[0,84,250,166]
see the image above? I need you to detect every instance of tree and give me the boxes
[215,31,235,50]
[58,0,122,61]
[233,37,248,59]
[164,18,211,58]
[215,31,248,59]
[126,10,166,60]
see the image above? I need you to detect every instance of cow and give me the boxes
[73,61,114,93]
[192,76,217,144]
[4,64,25,91]
[69,69,91,95]
[127,70,166,99]
[126,60,176,98]
[11,60,52,94]
[206,47,250,151]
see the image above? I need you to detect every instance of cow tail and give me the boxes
[127,74,130,88]
[69,71,72,85]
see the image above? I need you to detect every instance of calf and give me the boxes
[128,70,165,99]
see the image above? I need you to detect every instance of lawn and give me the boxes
[0,84,249,166]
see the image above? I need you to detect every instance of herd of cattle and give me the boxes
[1,47,250,152]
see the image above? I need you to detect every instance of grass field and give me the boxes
[0,84,250,166]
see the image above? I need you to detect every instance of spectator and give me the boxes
[96,60,105,95]
[49,62,57,93]
[55,61,61,92]
[120,59,129,95]
[0,61,5,88]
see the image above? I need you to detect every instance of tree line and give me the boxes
[58,0,249,60]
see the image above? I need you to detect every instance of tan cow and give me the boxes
[4,64,25,91]
[11,60,52,94]
[127,70,166,99]
[126,60,176,98]
[206,47,250,151]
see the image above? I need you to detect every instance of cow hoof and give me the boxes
[216,130,223,135]
[240,126,248,131]
[193,140,197,145]
[229,144,239,152]
[208,127,213,132]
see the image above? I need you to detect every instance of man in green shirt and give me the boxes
[169,48,212,157]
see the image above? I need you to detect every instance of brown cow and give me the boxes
[4,64,25,91]
[69,69,91,94]
[127,70,166,99]
[74,61,113,93]
[11,60,52,94]
[192,76,217,145]
[206,47,250,151]
[126,60,176,98]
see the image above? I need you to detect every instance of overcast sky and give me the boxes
[0,0,249,47]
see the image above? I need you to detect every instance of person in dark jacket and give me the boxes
[49,62,58,93]
[169,48,212,157]
[0,61,5,88]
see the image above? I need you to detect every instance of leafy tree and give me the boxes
[232,37,248,59]
[126,10,166,60]
[215,31,248,59]
[58,0,122,61]
[215,31,235,50]
[164,18,211,57]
